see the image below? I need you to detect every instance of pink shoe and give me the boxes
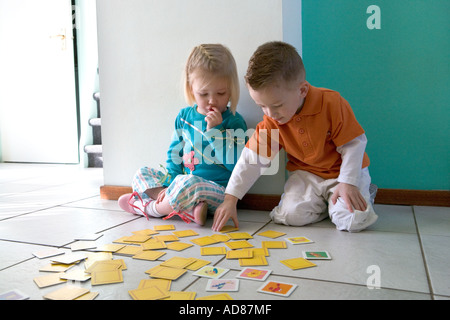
[192,201,208,226]
[118,193,136,214]
[118,192,150,219]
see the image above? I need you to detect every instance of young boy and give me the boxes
[212,41,378,232]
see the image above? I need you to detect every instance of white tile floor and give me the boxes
[0,163,449,300]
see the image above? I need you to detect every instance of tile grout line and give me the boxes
[411,205,435,299]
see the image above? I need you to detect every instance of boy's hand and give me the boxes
[212,194,239,231]
[205,107,223,131]
[331,182,367,213]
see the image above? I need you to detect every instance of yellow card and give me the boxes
[257,230,286,238]
[166,242,193,251]
[60,269,91,282]
[250,247,270,256]
[154,234,179,242]
[74,291,99,300]
[239,255,268,266]
[211,234,231,242]
[154,224,175,231]
[161,256,196,269]
[129,286,169,300]
[84,252,113,269]
[262,241,287,249]
[39,263,76,273]
[145,265,165,275]
[228,232,253,240]
[163,291,196,300]
[123,234,152,243]
[225,240,254,250]
[173,230,199,238]
[226,249,253,259]
[138,279,172,291]
[141,241,167,250]
[93,244,126,252]
[185,258,211,271]
[219,225,239,233]
[132,229,159,236]
[91,269,123,285]
[190,236,219,246]
[85,259,126,273]
[113,236,133,244]
[132,250,166,261]
[200,246,227,256]
[114,245,142,256]
[280,257,317,270]
[148,266,187,280]
[197,293,233,300]
[33,273,67,288]
[43,285,90,300]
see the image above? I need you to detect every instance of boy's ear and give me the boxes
[299,81,309,98]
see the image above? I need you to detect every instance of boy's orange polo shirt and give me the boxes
[246,85,370,179]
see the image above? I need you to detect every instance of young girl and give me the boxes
[118,44,247,225]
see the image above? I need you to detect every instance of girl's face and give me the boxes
[190,73,231,115]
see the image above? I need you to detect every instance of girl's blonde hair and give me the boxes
[184,44,240,114]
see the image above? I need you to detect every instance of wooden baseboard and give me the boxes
[100,185,450,209]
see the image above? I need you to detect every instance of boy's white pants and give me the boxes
[270,168,378,232]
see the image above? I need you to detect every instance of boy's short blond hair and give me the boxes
[245,41,306,90]
[184,44,240,114]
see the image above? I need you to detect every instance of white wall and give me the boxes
[96,0,301,195]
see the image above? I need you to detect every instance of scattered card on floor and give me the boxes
[33,273,67,288]
[193,266,229,279]
[60,269,91,282]
[261,240,287,249]
[51,252,87,265]
[206,279,239,292]
[225,240,254,250]
[257,230,286,239]
[32,248,65,259]
[226,249,253,259]
[132,250,166,261]
[257,280,297,297]
[285,236,314,245]
[0,289,30,300]
[128,286,169,300]
[280,257,317,270]
[201,246,227,256]
[228,232,253,240]
[197,293,233,300]
[236,268,272,281]
[154,224,175,231]
[43,285,90,300]
[148,266,187,280]
[173,230,199,238]
[162,291,196,300]
[303,251,331,260]
[219,225,239,233]
[190,236,219,246]
[90,269,123,285]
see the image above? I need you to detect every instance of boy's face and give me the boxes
[248,81,308,125]
[190,73,230,116]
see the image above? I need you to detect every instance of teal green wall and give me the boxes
[302,0,449,190]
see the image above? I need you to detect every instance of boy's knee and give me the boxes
[270,200,327,227]
[330,201,378,232]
